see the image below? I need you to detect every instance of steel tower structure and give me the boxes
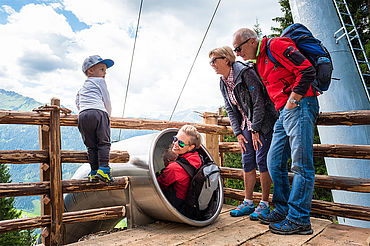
[289,0,370,228]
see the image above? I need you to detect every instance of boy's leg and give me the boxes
[78,110,99,171]
[95,111,113,183]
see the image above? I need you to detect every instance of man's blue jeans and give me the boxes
[267,96,319,225]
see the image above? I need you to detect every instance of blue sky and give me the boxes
[0,0,282,118]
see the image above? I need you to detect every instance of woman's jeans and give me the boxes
[267,96,319,225]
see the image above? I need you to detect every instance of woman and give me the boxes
[209,46,278,220]
[157,125,202,213]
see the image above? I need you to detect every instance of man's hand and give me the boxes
[252,132,262,151]
[237,134,248,153]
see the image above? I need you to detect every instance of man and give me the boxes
[232,28,319,235]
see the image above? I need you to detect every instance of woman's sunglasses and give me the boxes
[173,136,187,148]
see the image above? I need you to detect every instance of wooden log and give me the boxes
[39,124,51,246]
[0,110,233,135]
[217,110,370,126]
[0,206,125,233]
[223,188,370,221]
[0,150,130,164]
[316,111,370,125]
[219,142,370,159]
[49,98,63,245]
[220,167,370,193]
[203,112,220,166]
[0,176,129,197]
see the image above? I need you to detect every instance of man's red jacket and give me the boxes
[256,37,317,111]
[157,151,202,200]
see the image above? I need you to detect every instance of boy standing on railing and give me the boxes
[76,55,114,183]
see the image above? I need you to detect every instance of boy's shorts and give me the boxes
[241,128,272,173]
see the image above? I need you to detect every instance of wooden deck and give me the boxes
[69,205,370,246]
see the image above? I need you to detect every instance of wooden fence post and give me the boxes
[39,123,51,246]
[202,112,220,166]
[49,98,64,245]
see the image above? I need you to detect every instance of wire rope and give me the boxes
[168,0,222,121]
[117,0,144,141]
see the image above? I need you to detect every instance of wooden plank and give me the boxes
[0,150,129,164]
[0,110,233,135]
[0,176,129,197]
[219,142,370,160]
[69,205,252,246]
[217,110,370,126]
[203,112,221,166]
[49,98,64,245]
[39,124,51,246]
[68,205,336,246]
[220,167,370,193]
[304,223,370,246]
[242,217,331,246]
[0,206,125,233]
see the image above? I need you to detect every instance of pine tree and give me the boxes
[0,164,35,246]
[253,18,263,38]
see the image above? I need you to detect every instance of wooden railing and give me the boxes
[0,98,369,245]
[204,110,370,222]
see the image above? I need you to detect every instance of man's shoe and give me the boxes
[257,209,285,225]
[88,170,98,183]
[230,201,255,217]
[269,219,313,235]
[96,166,114,184]
[249,202,270,221]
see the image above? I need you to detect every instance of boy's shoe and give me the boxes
[257,209,285,225]
[88,170,98,183]
[269,219,313,235]
[249,202,270,221]
[230,201,255,217]
[96,166,114,184]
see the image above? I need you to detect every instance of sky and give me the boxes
[0,0,283,119]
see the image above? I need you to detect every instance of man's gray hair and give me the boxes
[234,28,259,42]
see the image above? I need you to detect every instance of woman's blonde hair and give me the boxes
[179,125,202,149]
[208,46,235,66]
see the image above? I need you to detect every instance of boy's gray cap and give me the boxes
[82,55,114,73]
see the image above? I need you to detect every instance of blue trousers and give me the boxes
[267,96,319,225]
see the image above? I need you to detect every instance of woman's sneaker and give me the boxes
[249,202,270,221]
[257,209,285,225]
[230,200,255,217]
[269,218,313,235]
[88,170,98,183]
[97,166,113,184]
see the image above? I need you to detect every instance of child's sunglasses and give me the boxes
[173,136,186,148]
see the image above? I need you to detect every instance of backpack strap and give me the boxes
[176,156,196,178]
[266,38,283,67]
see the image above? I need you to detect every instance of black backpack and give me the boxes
[266,23,334,94]
[176,154,220,217]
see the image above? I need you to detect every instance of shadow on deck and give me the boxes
[68,205,370,246]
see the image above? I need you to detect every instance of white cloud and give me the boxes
[0,0,283,119]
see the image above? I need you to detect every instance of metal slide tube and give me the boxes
[63,129,223,243]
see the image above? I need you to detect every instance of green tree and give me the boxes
[270,0,293,36]
[0,164,35,246]
[253,18,263,38]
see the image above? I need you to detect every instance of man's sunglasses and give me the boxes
[173,136,187,148]
[209,56,225,65]
[233,38,251,53]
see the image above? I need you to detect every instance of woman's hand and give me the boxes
[236,134,248,153]
[251,132,262,151]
